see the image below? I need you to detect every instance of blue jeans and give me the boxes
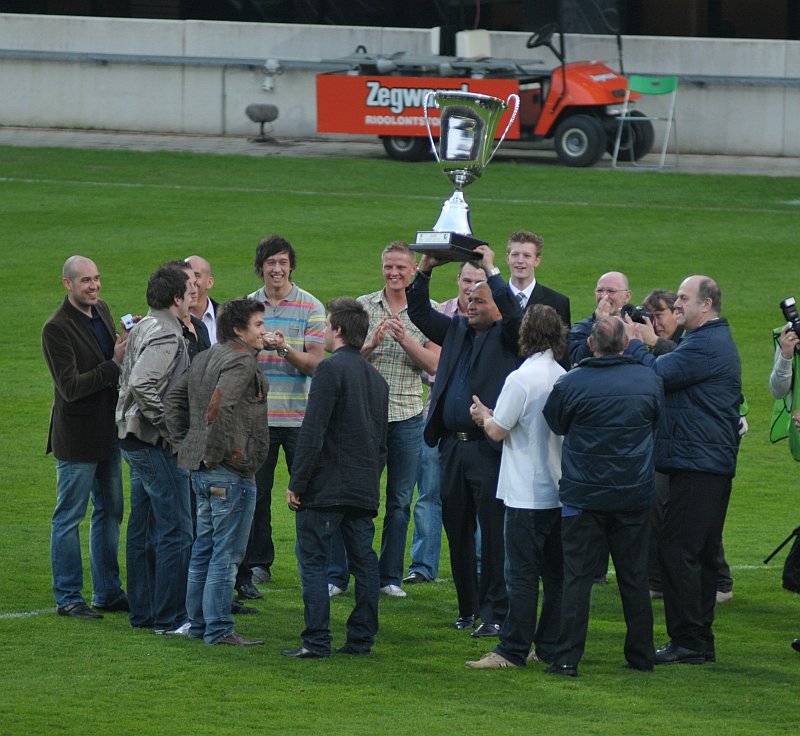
[186,467,256,643]
[123,445,192,630]
[51,442,125,608]
[328,414,422,589]
[407,438,442,581]
[296,506,379,656]
[379,414,422,587]
[495,507,563,667]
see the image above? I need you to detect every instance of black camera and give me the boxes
[780,296,800,337]
[620,303,654,324]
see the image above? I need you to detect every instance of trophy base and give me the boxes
[411,231,487,263]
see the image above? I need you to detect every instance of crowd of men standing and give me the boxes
[43,230,765,667]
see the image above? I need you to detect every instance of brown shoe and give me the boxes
[465,652,518,669]
[216,630,264,647]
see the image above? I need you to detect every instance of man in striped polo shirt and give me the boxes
[235,235,325,600]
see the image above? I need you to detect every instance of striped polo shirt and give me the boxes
[248,283,325,428]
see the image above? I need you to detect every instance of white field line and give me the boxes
[0,176,798,217]
[0,564,780,620]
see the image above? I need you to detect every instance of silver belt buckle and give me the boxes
[456,432,471,441]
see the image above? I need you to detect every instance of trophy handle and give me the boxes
[423,90,440,163]
[486,93,520,166]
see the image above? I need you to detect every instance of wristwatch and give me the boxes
[487,267,501,277]
[277,346,290,358]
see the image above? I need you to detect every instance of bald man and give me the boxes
[42,256,128,618]
[627,275,742,665]
[567,271,632,366]
[407,245,523,637]
[186,255,218,344]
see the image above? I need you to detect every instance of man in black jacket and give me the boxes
[543,317,663,676]
[407,245,522,638]
[282,298,389,659]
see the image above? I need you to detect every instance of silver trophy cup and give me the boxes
[412,90,520,261]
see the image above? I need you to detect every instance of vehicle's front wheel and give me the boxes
[607,110,655,161]
[553,115,606,167]
[381,136,432,162]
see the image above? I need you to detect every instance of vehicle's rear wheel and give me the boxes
[553,114,606,167]
[381,136,431,162]
[607,110,655,161]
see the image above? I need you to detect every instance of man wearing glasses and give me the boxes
[567,272,632,367]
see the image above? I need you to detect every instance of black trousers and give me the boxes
[659,470,732,652]
[495,507,562,666]
[237,426,298,585]
[555,508,654,670]
[438,434,507,625]
[650,470,733,594]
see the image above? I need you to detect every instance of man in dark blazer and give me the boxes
[505,231,570,323]
[42,255,128,619]
[407,245,522,638]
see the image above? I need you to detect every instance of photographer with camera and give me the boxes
[770,298,800,654]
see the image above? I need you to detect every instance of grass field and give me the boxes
[1,145,799,735]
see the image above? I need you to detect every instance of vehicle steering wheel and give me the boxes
[526,23,558,49]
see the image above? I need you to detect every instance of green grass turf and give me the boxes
[1,146,799,734]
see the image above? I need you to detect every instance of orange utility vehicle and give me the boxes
[316,2,653,167]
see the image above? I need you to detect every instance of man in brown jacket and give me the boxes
[165,298,270,646]
[42,255,127,618]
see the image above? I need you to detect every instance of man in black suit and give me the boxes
[505,231,570,326]
[186,255,219,345]
[407,245,522,638]
[42,255,128,619]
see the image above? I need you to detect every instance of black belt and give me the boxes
[451,429,484,442]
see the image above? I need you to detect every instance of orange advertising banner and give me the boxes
[316,74,521,138]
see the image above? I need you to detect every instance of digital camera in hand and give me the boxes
[620,303,654,325]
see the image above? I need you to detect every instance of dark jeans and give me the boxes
[494,507,562,667]
[123,445,192,630]
[439,434,507,625]
[295,506,379,656]
[555,508,654,670]
[238,426,298,585]
[660,471,732,652]
[649,470,733,594]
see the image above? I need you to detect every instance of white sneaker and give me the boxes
[716,590,733,604]
[466,651,518,669]
[328,584,345,597]
[155,621,191,636]
[379,584,407,598]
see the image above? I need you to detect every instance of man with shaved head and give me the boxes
[407,245,522,637]
[567,271,632,366]
[42,256,128,618]
[627,275,742,665]
[186,255,219,345]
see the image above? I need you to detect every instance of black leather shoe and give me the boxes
[791,638,800,653]
[471,622,501,638]
[623,662,653,672]
[336,644,371,656]
[402,572,431,585]
[281,646,328,659]
[454,615,476,630]
[236,581,263,600]
[57,602,103,619]
[231,600,259,615]
[655,641,705,665]
[216,630,264,647]
[94,594,130,613]
[545,663,578,677]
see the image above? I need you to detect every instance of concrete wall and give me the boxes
[0,13,797,156]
